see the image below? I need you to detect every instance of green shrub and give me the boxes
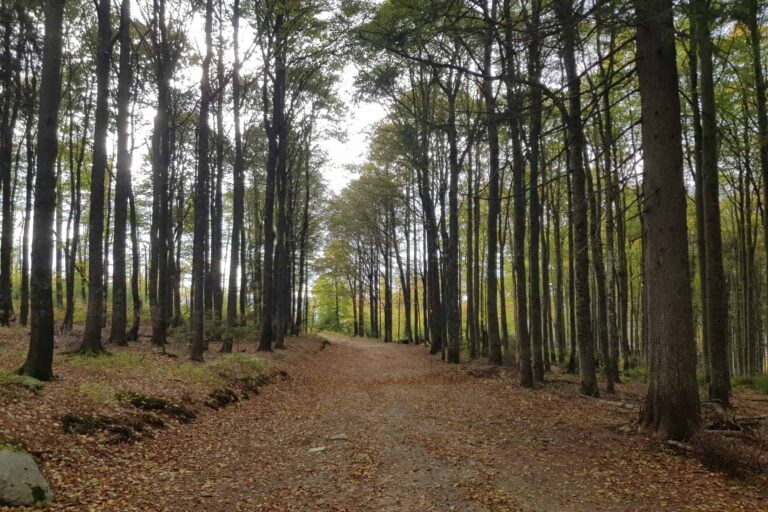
[733,375,768,394]
[622,366,647,383]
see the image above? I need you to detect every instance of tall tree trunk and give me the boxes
[20,0,65,380]
[127,188,141,340]
[211,5,225,329]
[258,14,285,352]
[226,0,244,332]
[527,0,545,380]
[272,33,289,349]
[466,151,476,358]
[553,183,567,366]
[557,0,597,395]
[109,0,132,344]
[694,0,730,405]
[191,0,213,361]
[445,87,461,363]
[55,160,63,309]
[149,0,171,346]
[62,81,89,333]
[746,2,768,360]
[20,71,36,327]
[586,155,613,393]
[686,13,708,380]
[0,8,15,326]
[79,0,111,354]
[483,2,502,366]
[416,102,443,354]
[635,0,701,439]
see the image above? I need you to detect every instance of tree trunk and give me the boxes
[20,70,36,327]
[191,0,213,361]
[0,7,15,326]
[635,0,701,439]
[226,0,244,333]
[79,0,111,354]
[694,0,730,406]
[483,2,502,366]
[258,14,285,352]
[557,0,597,395]
[127,188,141,341]
[211,6,225,329]
[109,0,132,345]
[20,0,65,380]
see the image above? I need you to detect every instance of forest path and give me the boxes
[65,335,766,511]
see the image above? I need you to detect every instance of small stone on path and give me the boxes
[309,446,327,453]
[329,433,349,441]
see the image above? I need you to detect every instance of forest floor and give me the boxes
[2,330,768,511]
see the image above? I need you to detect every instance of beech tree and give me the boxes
[19,0,66,380]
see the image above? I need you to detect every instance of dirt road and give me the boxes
[42,335,768,511]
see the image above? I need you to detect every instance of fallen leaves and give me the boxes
[1,329,768,511]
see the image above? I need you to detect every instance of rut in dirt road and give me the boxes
[44,336,768,512]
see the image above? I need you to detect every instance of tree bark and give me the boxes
[226,0,244,333]
[482,2,502,366]
[79,0,111,354]
[635,0,701,439]
[109,0,132,345]
[20,0,65,380]
[557,0,597,394]
[694,0,730,405]
[191,0,214,361]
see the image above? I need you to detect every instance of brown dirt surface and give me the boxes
[2,331,768,511]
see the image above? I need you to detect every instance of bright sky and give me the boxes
[162,7,386,195]
[319,65,387,193]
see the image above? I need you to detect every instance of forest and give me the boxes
[1,0,768,509]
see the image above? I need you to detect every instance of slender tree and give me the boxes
[19,0,66,380]
[79,0,111,354]
[109,0,133,345]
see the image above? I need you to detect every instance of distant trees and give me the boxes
[314,0,768,438]
[7,0,768,441]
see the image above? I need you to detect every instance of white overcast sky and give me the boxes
[158,6,387,195]
[320,65,387,193]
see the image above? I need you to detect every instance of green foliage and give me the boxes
[65,352,144,369]
[622,366,647,383]
[209,354,273,385]
[311,273,352,333]
[171,363,226,387]
[77,381,118,404]
[0,370,43,393]
[733,375,768,395]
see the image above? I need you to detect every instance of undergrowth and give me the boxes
[733,375,768,395]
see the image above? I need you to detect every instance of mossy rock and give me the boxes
[0,371,44,395]
[20,377,43,393]
[0,449,53,506]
